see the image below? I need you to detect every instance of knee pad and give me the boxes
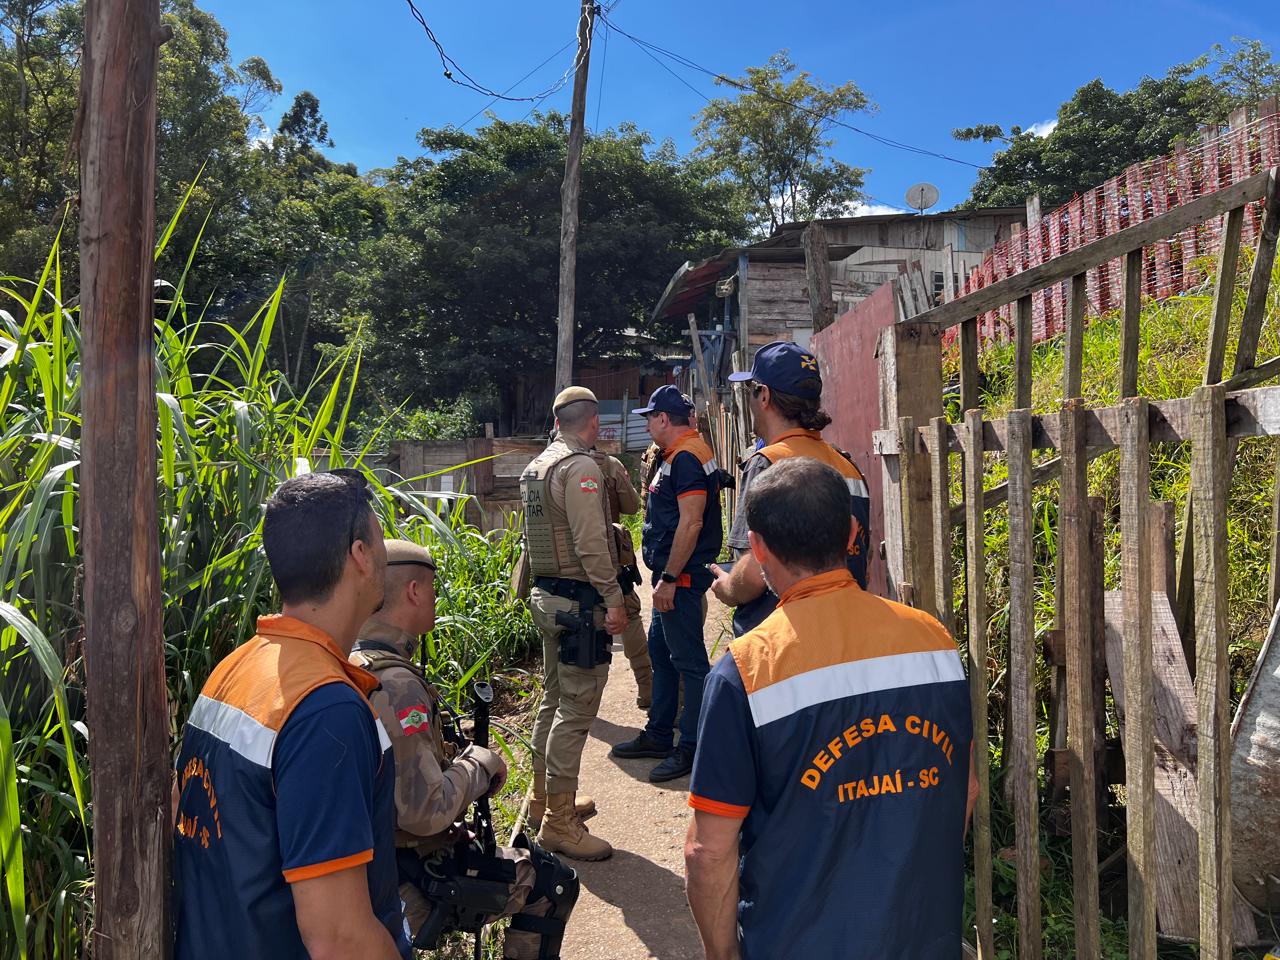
[513,832,580,919]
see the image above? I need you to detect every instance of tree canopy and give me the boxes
[954,39,1280,209]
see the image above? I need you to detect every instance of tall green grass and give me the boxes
[0,230,535,959]
[953,252,1280,957]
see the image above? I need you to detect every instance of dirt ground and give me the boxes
[560,569,733,960]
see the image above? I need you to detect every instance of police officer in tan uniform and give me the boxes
[591,449,654,709]
[351,540,579,959]
[522,387,626,861]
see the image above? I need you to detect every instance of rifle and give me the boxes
[471,681,496,857]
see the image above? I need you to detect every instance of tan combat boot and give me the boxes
[537,792,612,861]
[529,770,596,830]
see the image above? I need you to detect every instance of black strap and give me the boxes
[353,640,401,656]
[509,914,566,936]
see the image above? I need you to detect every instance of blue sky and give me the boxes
[203,0,1276,215]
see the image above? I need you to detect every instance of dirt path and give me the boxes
[560,569,733,960]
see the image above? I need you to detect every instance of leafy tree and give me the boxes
[955,39,1280,208]
[692,51,870,234]
[354,114,746,427]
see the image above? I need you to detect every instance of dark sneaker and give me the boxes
[610,732,671,759]
[648,746,694,782]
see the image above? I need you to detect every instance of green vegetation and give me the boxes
[955,253,1280,957]
[0,232,538,959]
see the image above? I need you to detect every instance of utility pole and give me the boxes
[554,0,595,393]
[79,0,171,957]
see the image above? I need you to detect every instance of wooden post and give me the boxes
[620,389,629,451]
[1119,397,1156,960]
[553,0,595,393]
[1233,170,1280,380]
[928,417,954,633]
[1061,399,1101,960]
[898,416,917,605]
[1121,250,1143,398]
[877,322,943,613]
[963,409,993,960]
[1014,296,1033,409]
[1192,384,1231,960]
[1063,272,1088,400]
[802,223,836,333]
[960,317,980,414]
[79,1,170,957]
[1006,408,1042,960]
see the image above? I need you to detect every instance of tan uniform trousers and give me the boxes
[530,587,610,794]
[621,591,652,696]
[400,846,554,960]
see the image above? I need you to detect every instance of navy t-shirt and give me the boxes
[642,443,723,575]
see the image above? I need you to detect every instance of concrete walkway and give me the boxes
[560,572,732,960]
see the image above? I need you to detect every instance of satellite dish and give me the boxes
[905,182,940,214]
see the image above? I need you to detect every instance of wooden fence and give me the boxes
[876,165,1280,958]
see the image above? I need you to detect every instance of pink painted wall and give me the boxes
[811,281,899,598]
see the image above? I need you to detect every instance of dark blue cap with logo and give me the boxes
[634,384,695,417]
[727,340,822,399]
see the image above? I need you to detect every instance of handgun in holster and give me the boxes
[553,581,612,670]
[617,563,643,595]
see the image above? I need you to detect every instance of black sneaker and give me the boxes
[648,745,694,782]
[610,732,672,759]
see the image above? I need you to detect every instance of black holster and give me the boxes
[542,578,611,669]
[617,563,642,596]
[399,845,518,950]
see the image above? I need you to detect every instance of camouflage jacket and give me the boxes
[350,619,502,850]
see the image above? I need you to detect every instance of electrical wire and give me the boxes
[598,9,986,170]
[405,0,588,103]
[459,39,577,127]
[592,20,609,130]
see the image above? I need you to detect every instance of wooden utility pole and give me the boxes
[554,0,595,393]
[79,1,171,957]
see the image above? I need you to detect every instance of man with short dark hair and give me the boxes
[351,540,579,959]
[710,340,872,637]
[686,458,976,960]
[173,470,408,960]
[611,385,723,783]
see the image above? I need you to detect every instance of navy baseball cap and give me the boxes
[634,384,695,417]
[727,340,822,399]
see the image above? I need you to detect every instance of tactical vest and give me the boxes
[520,440,616,578]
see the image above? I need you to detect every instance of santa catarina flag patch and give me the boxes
[397,704,430,735]
[579,478,599,493]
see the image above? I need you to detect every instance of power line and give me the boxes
[405,0,585,103]
[592,20,609,130]
[459,38,577,127]
[598,9,986,171]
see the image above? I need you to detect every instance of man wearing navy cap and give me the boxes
[611,385,723,783]
[710,340,872,636]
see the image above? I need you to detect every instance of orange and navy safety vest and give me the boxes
[172,615,409,960]
[642,428,723,579]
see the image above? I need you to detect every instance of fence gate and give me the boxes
[875,165,1280,958]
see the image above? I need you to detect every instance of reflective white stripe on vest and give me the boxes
[375,714,392,753]
[703,458,719,475]
[187,694,277,768]
[745,649,965,729]
[846,476,870,499]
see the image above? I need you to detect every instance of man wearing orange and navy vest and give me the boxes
[611,385,722,782]
[172,470,409,960]
[686,458,977,959]
[710,340,872,637]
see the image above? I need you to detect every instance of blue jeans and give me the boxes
[644,572,710,752]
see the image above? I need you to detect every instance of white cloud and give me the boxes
[1026,118,1059,138]
[846,201,911,217]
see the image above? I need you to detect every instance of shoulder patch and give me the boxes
[579,478,599,493]
[397,704,431,735]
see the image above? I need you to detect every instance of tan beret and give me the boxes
[553,385,598,413]
[385,539,436,571]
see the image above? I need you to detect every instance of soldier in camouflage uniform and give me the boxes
[352,540,578,959]
[521,387,627,861]
[591,448,653,709]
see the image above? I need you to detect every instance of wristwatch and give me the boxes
[659,571,679,584]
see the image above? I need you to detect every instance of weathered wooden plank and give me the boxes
[912,169,1274,330]
[1014,295,1033,410]
[802,223,837,333]
[1006,409,1042,960]
[963,408,993,960]
[1088,496,1110,819]
[1234,169,1280,377]
[898,415,918,605]
[1204,206,1247,385]
[1102,591,1258,942]
[1064,273,1088,400]
[1061,399,1101,960]
[1149,500,1176,601]
[1119,398,1157,960]
[1191,383,1231,959]
[960,317,980,415]
[928,416,954,633]
[1121,250,1143,398]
